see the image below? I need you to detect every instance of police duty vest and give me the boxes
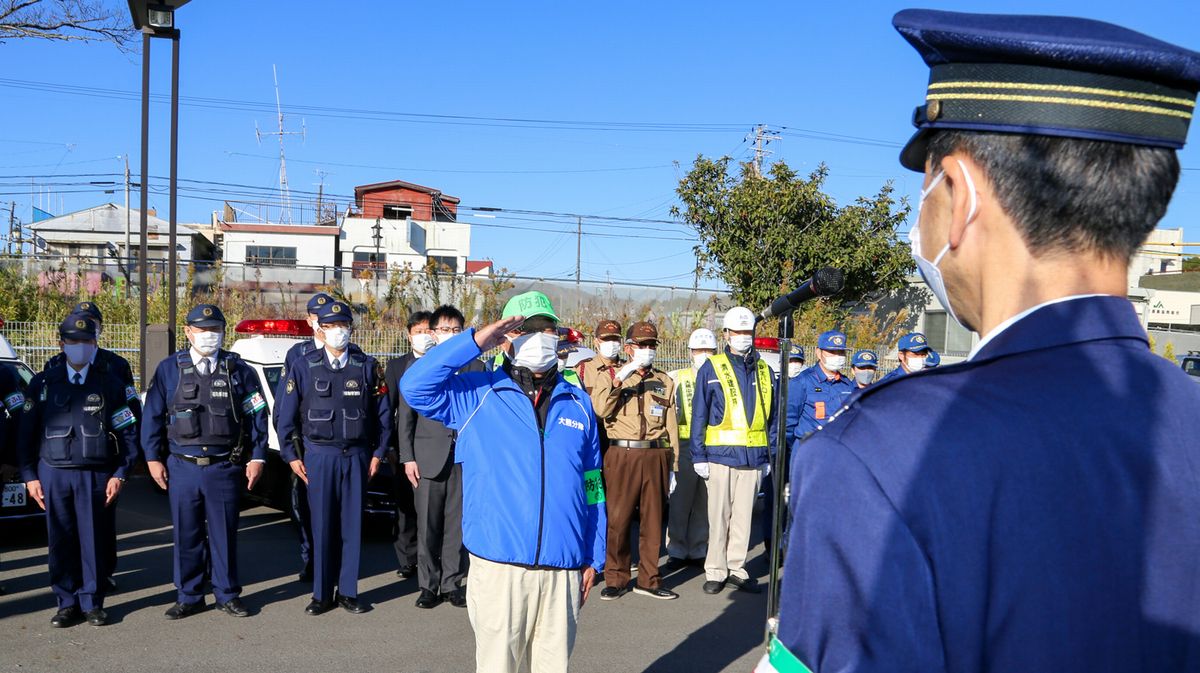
[167,352,243,448]
[39,370,124,467]
[672,367,697,439]
[300,353,373,447]
[704,353,772,448]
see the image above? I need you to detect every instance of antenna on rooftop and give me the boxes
[255,65,306,224]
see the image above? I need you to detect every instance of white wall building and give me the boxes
[218,222,340,288]
[339,216,470,274]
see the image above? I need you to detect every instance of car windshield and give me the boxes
[1,361,34,388]
[1185,359,1200,378]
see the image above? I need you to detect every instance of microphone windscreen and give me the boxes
[812,267,845,296]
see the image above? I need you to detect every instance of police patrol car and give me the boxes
[229,319,396,520]
[0,325,40,522]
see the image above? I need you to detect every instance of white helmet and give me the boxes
[722,307,756,331]
[688,328,717,350]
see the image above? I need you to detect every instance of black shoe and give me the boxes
[164,601,206,620]
[85,608,108,626]
[702,580,725,595]
[298,562,313,583]
[215,598,250,618]
[632,586,679,600]
[396,564,417,579]
[304,599,334,616]
[599,586,629,601]
[414,588,441,609]
[336,594,368,614]
[446,587,467,608]
[663,557,687,572]
[105,576,118,592]
[726,575,762,594]
[50,606,82,628]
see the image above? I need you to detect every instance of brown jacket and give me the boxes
[590,367,680,470]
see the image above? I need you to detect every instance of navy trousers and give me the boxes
[167,455,242,604]
[306,447,368,602]
[39,462,112,612]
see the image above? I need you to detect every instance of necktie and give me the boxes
[72,372,82,385]
[331,359,342,371]
[199,359,210,376]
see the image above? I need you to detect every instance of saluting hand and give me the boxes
[475,315,525,352]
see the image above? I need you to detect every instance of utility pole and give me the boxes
[575,216,582,310]
[7,202,15,256]
[751,124,781,177]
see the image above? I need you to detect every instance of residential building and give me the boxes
[340,180,471,274]
[218,222,341,289]
[26,202,214,264]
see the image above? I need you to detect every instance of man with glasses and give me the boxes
[395,305,483,608]
[401,291,606,673]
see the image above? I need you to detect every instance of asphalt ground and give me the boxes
[0,477,771,673]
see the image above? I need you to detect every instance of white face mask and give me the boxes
[598,340,622,360]
[191,330,223,356]
[909,159,977,329]
[511,332,559,373]
[691,353,710,370]
[63,343,96,367]
[905,356,927,373]
[323,326,351,350]
[411,333,436,355]
[729,334,754,354]
[855,369,875,386]
[787,362,804,378]
[632,347,656,369]
[823,354,846,371]
[434,331,457,345]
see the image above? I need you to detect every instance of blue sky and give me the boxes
[2,0,1199,288]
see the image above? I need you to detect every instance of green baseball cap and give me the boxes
[502,291,559,322]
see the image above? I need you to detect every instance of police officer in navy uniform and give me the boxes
[44,301,139,592]
[774,10,1200,673]
[876,331,930,384]
[276,300,392,615]
[275,291,336,582]
[142,304,269,619]
[785,330,853,446]
[18,313,138,627]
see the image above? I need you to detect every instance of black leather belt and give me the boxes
[174,453,231,466]
[611,439,670,449]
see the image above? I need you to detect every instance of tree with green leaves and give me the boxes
[673,156,915,312]
[1183,256,1200,272]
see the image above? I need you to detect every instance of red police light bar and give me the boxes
[754,337,781,352]
[558,327,583,344]
[234,319,312,337]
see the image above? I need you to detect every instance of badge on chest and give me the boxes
[344,379,361,397]
[84,393,103,413]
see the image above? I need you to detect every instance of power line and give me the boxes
[226,151,675,176]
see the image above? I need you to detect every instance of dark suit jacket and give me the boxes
[387,352,484,479]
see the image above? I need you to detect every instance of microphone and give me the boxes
[759,267,845,320]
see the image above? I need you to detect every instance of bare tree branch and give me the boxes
[0,0,136,52]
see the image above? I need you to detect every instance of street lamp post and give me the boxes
[128,1,190,388]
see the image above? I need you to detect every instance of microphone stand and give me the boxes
[764,310,793,645]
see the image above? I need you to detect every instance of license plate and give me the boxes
[2,483,26,508]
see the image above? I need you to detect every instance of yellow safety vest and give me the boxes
[703,353,772,448]
[671,368,697,439]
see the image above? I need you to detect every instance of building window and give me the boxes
[429,255,458,273]
[246,245,297,267]
[352,251,387,271]
[381,204,414,220]
[923,311,975,354]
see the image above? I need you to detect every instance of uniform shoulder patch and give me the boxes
[286,378,296,394]
[124,385,138,401]
[242,391,267,415]
[110,406,136,430]
[4,391,25,412]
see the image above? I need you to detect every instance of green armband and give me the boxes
[584,468,605,505]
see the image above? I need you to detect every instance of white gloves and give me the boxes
[669,471,678,496]
[693,462,710,480]
[615,361,640,382]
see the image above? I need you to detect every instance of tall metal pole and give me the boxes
[765,312,793,643]
[124,155,131,296]
[138,31,151,390]
[575,216,582,312]
[168,30,180,352]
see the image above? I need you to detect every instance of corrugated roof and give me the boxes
[354,180,461,204]
[29,203,201,234]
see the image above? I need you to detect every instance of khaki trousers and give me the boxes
[467,554,582,673]
[704,463,758,582]
[603,446,669,589]
[666,442,709,560]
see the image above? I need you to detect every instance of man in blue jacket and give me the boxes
[785,329,854,445]
[690,306,778,596]
[401,290,605,673]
